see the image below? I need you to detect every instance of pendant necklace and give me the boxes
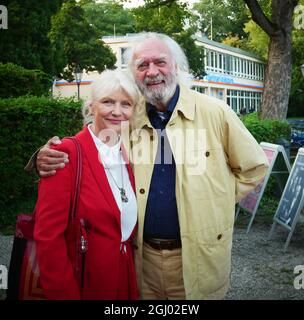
[104,151,128,203]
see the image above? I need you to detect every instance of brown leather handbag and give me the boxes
[6,137,87,300]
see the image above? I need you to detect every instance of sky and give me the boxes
[123,0,200,9]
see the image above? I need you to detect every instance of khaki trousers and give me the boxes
[142,242,186,300]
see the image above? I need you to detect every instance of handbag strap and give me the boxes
[66,137,83,219]
[33,137,82,221]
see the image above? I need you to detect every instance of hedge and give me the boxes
[0,96,82,228]
[0,63,52,98]
[239,112,292,223]
[0,100,291,229]
[240,112,291,143]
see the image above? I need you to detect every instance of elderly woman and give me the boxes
[34,69,141,300]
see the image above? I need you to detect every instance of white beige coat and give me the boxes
[124,86,268,300]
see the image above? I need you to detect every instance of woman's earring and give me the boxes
[88,102,94,116]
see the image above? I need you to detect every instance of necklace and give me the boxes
[103,151,128,203]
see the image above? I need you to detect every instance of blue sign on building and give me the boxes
[203,73,235,84]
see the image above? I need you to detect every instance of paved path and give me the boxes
[1,223,304,300]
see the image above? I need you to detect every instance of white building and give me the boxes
[193,35,264,114]
[53,34,264,114]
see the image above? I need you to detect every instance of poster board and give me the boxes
[269,148,304,251]
[235,142,291,233]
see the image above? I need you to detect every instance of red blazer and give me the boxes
[34,126,138,300]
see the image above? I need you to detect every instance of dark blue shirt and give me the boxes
[143,86,180,239]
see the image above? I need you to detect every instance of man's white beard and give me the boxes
[136,71,177,107]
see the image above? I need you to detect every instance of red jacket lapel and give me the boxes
[75,126,121,220]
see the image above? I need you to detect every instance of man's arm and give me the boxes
[25,136,69,178]
[223,107,269,202]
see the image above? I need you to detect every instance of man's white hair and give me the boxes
[124,32,193,88]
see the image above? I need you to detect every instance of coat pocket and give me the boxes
[183,147,229,199]
[196,226,233,294]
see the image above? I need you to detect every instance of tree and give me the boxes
[243,0,304,117]
[192,0,250,42]
[82,0,136,37]
[243,0,299,120]
[0,0,64,77]
[243,20,269,60]
[132,0,189,35]
[49,0,116,81]
[288,25,304,117]
[131,0,205,77]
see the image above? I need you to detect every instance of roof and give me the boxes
[102,33,263,62]
[194,35,263,61]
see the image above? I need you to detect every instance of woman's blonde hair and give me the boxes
[82,69,144,126]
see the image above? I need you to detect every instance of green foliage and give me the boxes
[288,28,304,117]
[0,63,51,98]
[236,182,279,227]
[49,0,116,81]
[243,0,304,117]
[131,0,205,77]
[0,0,64,77]
[288,69,304,117]
[132,0,190,35]
[239,110,292,225]
[0,96,83,228]
[241,112,291,143]
[192,0,250,42]
[83,0,136,36]
[256,176,280,222]
[243,20,269,60]
[174,29,205,78]
[236,1,270,58]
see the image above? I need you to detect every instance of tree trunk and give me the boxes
[260,0,296,120]
[244,0,299,120]
[260,33,293,120]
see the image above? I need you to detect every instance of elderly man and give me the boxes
[31,32,268,300]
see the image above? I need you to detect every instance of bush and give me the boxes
[240,112,291,143]
[0,106,292,230]
[0,63,52,98]
[0,96,83,228]
[240,113,292,224]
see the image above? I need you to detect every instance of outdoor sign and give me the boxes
[236,142,291,233]
[269,148,304,251]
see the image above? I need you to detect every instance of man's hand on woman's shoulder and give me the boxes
[37,136,69,178]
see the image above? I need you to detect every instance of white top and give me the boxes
[88,125,137,242]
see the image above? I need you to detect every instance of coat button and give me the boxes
[139,188,145,194]
[217,234,222,240]
[150,135,154,141]
[133,244,138,250]
[205,151,210,157]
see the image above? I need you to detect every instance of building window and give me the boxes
[192,85,206,93]
[204,49,264,81]
[226,89,262,114]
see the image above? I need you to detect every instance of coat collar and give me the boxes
[75,126,136,216]
[135,85,196,132]
[173,85,196,121]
